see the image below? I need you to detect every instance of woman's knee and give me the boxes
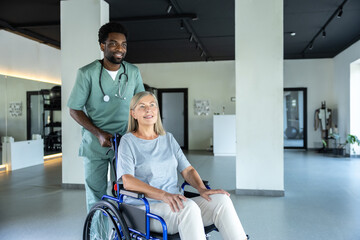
[211,193,233,205]
[182,199,202,216]
[180,199,201,219]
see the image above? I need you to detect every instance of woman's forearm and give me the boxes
[181,166,207,193]
[122,174,187,212]
[122,174,166,200]
[181,166,230,201]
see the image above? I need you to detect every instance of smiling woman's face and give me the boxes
[131,94,159,127]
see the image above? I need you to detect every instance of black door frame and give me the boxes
[284,87,307,150]
[157,88,188,150]
[26,91,42,140]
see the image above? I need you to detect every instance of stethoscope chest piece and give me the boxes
[103,95,110,102]
[99,60,128,103]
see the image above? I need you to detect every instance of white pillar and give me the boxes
[61,0,109,186]
[235,0,284,196]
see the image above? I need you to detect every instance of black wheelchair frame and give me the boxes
[83,134,248,240]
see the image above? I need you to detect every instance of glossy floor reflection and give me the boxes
[0,151,359,240]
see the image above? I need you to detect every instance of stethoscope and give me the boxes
[99,60,128,102]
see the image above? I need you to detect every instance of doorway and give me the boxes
[157,89,188,150]
[284,88,307,149]
[27,88,62,155]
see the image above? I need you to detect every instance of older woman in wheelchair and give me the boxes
[83,91,248,240]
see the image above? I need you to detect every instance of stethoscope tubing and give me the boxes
[99,60,128,102]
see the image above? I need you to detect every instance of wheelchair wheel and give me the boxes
[83,200,130,240]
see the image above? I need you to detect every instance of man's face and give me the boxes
[101,32,127,64]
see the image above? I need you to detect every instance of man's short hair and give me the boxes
[98,22,128,44]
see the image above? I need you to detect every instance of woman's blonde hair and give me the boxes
[127,91,166,135]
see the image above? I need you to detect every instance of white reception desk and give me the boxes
[2,137,44,171]
[213,115,236,156]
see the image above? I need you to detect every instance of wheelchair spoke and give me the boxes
[88,209,117,240]
[83,200,130,240]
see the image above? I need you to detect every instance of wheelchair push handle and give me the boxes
[111,133,122,149]
[106,133,122,155]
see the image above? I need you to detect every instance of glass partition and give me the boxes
[0,74,60,164]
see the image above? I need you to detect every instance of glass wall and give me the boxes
[0,74,60,164]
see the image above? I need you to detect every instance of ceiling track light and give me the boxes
[309,42,313,50]
[337,7,343,18]
[189,34,194,42]
[168,0,210,61]
[167,5,173,14]
[301,0,348,56]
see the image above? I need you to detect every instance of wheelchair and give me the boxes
[83,134,248,240]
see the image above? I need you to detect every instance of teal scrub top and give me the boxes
[67,60,145,158]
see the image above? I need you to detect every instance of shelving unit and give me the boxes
[26,86,62,156]
[41,87,61,155]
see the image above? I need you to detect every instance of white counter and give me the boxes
[2,137,44,171]
[213,115,236,156]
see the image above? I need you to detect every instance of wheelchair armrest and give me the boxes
[182,180,209,189]
[119,189,145,199]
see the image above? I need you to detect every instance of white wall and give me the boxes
[334,40,360,153]
[0,30,61,84]
[0,30,60,165]
[137,61,236,150]
[284,59,335,148]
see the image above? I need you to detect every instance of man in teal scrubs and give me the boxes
[67,22,144,212]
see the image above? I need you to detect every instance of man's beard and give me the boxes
[105,53,125,64]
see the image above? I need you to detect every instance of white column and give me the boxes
[61,0,109,186]
[235,0,284,196]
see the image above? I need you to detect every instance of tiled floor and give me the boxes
[0,150,359,240]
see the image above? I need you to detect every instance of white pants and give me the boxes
[148,194,247,240]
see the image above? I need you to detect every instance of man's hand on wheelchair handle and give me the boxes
[161,192,187,212]
[96,130,113,147]
[199,188,230,201]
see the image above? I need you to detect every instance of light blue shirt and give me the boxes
[117,132,191,204]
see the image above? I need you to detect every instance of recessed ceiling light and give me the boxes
[290,32,296,36]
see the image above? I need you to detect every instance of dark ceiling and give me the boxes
[0,0,359,63]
